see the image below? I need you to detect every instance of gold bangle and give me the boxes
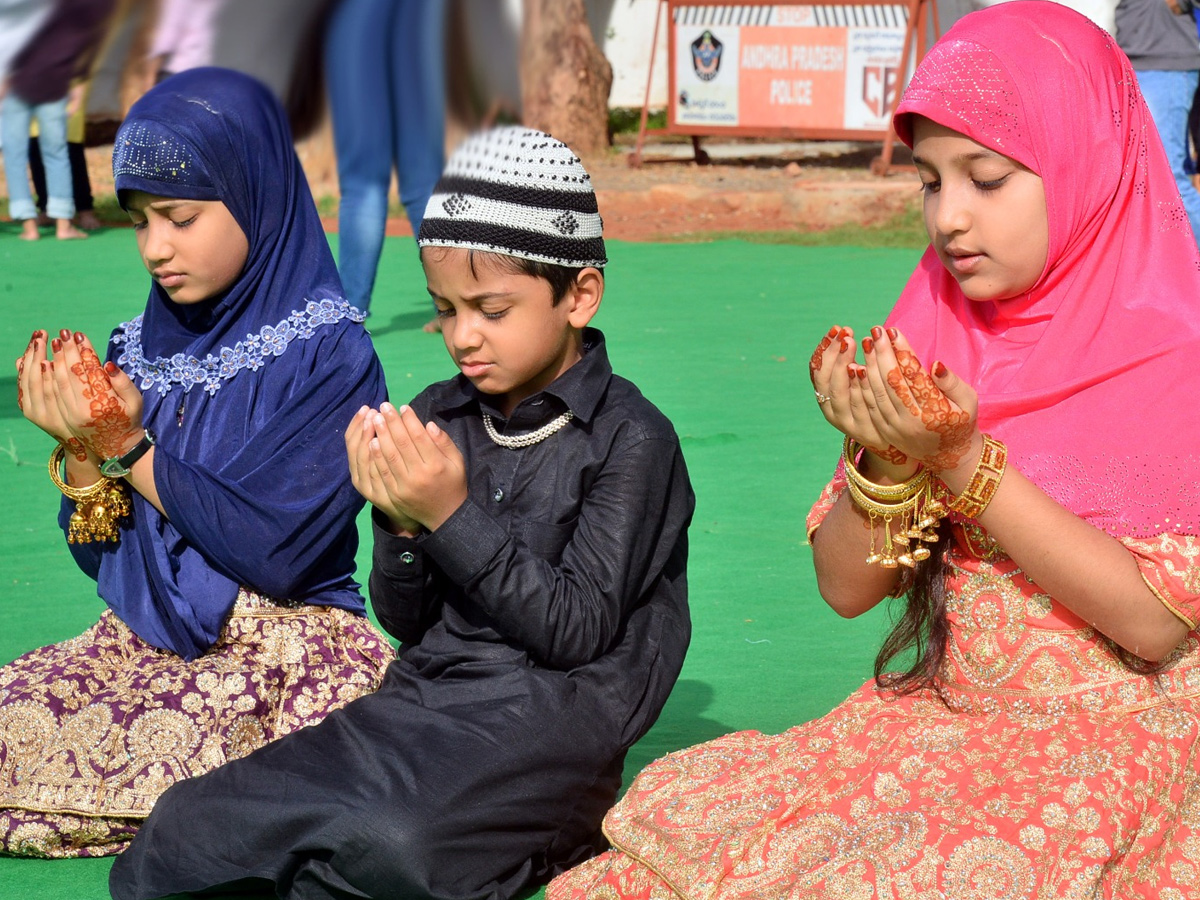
[842,438,929,500]
[842,437,946,569]
[844,472,922,517]
[49,444,132,544]
[947,434,1007,520]
[49,443,107,502]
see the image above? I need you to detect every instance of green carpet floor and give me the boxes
[0,224,921,898]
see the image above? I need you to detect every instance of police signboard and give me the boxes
[664,1,922,140]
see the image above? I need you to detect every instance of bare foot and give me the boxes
[422,316,443,334]
[75,210,103,231]
[19,220,41,241]
[56,221,88,240]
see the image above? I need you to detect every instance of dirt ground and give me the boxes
[75,136,921,241]
[582,141,921,241]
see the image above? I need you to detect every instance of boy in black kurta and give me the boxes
[110,126,694,900]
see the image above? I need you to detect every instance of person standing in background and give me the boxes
[0,0,52,101]
[29,96,103,231]
[323,0,447,318]
[1,0,113,240]
[138,0,227,90]
[28,0,133,233]
[1117,0,1200,246]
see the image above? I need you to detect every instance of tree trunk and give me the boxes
[520,0,613,156]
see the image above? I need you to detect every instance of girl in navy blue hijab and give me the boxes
[2,67,392,858]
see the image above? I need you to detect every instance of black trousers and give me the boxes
[29,137,93,213]
[109,662,625,900]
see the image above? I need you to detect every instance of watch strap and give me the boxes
[100,429,157,478]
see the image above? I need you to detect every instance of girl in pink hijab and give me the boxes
[549,3,1200,897]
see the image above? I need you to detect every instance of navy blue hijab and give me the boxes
[62,68,386,660]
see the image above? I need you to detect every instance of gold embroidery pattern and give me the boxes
[0,589,392,858]
[549,528,1200,899]
[1123,533,1200,627]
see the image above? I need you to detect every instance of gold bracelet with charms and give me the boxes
[843,437,946,569]
[49,444,132,543]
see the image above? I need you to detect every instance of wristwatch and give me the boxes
[100,430,157,478]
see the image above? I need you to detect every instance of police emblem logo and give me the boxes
[691,30,723,82]
[862,65,900,119]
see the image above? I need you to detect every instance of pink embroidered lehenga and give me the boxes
[551,477,1200,898]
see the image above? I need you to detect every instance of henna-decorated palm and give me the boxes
[810,325,912,472]
[858,327,980,473]
[15,330,91,462]
[810,325,981,475]
[48,330,146,463]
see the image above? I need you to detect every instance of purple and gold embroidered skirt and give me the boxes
[0,589,392,857]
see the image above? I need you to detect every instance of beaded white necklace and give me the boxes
[482,411,574,448]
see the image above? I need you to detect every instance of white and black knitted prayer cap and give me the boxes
[418,126,607,268]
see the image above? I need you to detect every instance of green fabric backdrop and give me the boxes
[0,226,920,898]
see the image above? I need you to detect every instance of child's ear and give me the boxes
[566,267,604,329]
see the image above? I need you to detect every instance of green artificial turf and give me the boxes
[0,223,921,897]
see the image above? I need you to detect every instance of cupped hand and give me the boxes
[16,330,90,461]
[367,403,467,532]
[810,324,913,473]
[857,327,981,473]
[49,330,145,461]
[346,405,424,535]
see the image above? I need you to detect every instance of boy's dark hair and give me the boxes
[484,253,603,305]
[429,246,604,306]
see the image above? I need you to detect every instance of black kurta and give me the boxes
[110,329,695,900]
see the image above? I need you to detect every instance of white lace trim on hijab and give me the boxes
[112,298,366,396]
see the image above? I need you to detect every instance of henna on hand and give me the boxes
[889,350,974,470]
[865,443,910,466]
[890,381,920,416]
[70,345,140,460]
[16,331,37,412]
[813,326,912,468]
[809,326,841,381]
[19,332,86,460]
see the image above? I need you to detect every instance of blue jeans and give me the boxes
[1136,68,1200,247]
[2,94,74,221]
[325,0,447,312]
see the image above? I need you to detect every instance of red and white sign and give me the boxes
[670,3,910,137]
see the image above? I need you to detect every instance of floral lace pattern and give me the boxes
[112,299,366,396]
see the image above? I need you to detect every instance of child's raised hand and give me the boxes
[368,403,467,532]
[345,406,376,495]
[16,330,91,462]
[346,406,423,535]
[857,327,981,473]
[48,330,146,461]
[810,325,911,470]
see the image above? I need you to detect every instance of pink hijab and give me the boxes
[890,1,1200,538]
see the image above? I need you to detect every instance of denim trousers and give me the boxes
[325,0,447,312]
[1,94,73,221]
[1136,68,1200,247]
